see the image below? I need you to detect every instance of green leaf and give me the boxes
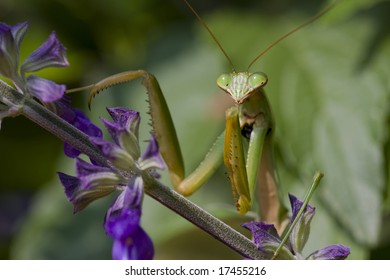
[325,0,387,23]
[273,14,388,246]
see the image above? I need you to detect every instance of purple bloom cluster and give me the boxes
[0,22,68,103]
[0,22,102,155]
[243,194,350,260]
[1,23,162,259]
[59,107,165,259]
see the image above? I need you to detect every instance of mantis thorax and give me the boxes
[217,72,268,104]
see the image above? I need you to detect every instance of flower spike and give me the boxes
[58,107,164,259]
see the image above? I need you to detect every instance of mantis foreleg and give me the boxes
[89,70,224,196]
[224,106,251,215]
[246,103,288,229]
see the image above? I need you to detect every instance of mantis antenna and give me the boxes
[183,0,335,72]
[247,3,336,70]
[182,0,236,72]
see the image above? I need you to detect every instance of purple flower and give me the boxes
[60,106,103,159]
[0,22,27,78]
[243,194,350,260]
[58,158,121,213]
[21,31,69,74]
[111,226,154,260]
[307,244,351,260]
[0,22,68,104]
[104,177,154,260]
[95,107,165,173]
[48,95,103,159]
[0,22,92,158]
[25,75,65,103]
[58,107,165,259]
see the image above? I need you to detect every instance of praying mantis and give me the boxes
[76,1,334,230]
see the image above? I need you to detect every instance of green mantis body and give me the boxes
[88,69,285,227]
[82,1,334,230]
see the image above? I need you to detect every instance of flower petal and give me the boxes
[105,207,141,239]
[307,244,350,260]
[138,134,166,171]
[60,107,103,158]
[107,107,140,137]
[21,31,69,73]
[62,108,102,138]
[57,172,80,200]
[288,194,316,254]
[100,117,123,145]
[111,226,154,260]
[243,221,295,259]
[90,136,136,171]
[75,158,123,189]
[100,117,140,159]
[63,143,82,159]
[58,172,115,213]
[104,177,144,237]
[10,22,28,49]
[125,176,144,208]
[26,75,65,102]
[243,221,280,245]
[105,177,144,216]
[0,22,19,78]
[289,194,315,224]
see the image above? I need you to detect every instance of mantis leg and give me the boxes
[224,106,251,215]
[246,125,267,200]
[249,127,288,231]
[224,105,272,216]
[245,112,287,229]
[225,101,287,221]
[259,135,288,231]
[89,70,224,195]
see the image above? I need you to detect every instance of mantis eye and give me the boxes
[217,74,231,88]
[248,72,268,88]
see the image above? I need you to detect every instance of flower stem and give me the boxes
[0,82,265,259]
[143,172,265,259]
[1,80,107,165]
[272,171,324,259]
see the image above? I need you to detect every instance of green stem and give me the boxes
[272,171,324,259]
[0,81,265,259]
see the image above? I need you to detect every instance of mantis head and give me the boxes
[183,0,334,104]
[217,72,268,104]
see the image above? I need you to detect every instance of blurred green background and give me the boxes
[1,0,390,259]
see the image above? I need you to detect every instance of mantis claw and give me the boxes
[88,71,145,108]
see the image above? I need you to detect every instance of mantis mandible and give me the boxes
[76,1,334,229]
